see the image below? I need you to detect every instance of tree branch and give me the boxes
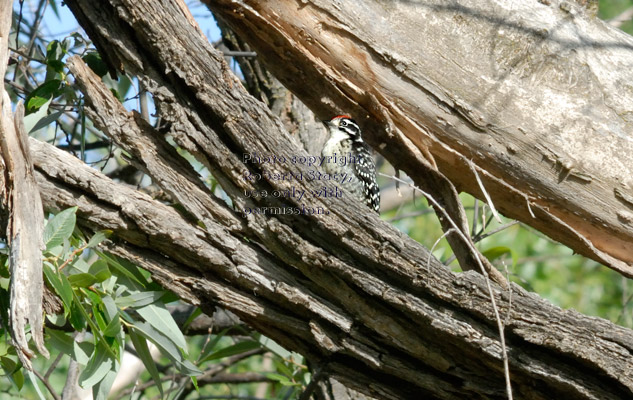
[207,0,633,278]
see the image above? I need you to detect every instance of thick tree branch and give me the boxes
[31,133,633,398]
[207,0,633,278]
[29,0,633,398]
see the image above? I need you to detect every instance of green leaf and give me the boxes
[79,342,113,389]
[266,373,298,386]
[43,263,73,312]
[68,273,97,288]
[198,328,228,362]
[46,313,66,327]
[1,356,24,390]
[46,40,64,60]
[117,74,133,99]
[25,79,62,113]
[73,341,93,366]
[47,328,91,366]
[82,52,108,78]
[93,367,118,400]
[130,321,200,376]
[102,314,121,338]
[86,231,110,249]
[114,291,164,309]
[136,302,187,351]
[26,370,48,400]
[101,295,118,320]
[27,96,51,113]
[44,207,77,250]
[97,251,149,287]
[257,335,294,360]
[200,340,260,363]
[129,329,163,398]
[47,329,74,356]
[88,260,111,283]
[182,307,202,333]
[273,358,294,378]
[66,256,90,274]
[46,59,65,74]
[48,0,60,18]
[23,97,53,133]
[29,110,63,133]
[69,296,87,331]
[483,246,517,267]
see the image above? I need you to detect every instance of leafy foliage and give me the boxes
[1,206,312,398]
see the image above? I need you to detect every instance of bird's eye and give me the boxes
[340,120,347,126]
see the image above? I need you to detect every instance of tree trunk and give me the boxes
[25,0,633,398]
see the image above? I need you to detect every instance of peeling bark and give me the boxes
[0,0,48,370]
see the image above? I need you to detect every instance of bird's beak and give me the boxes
[322,120,335,128]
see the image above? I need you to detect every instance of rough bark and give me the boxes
[15,0,632,398]
[207,0,633,278]
[0,0,48,370]
[30,135,633,399]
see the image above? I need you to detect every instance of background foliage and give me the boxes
[1,0,633,398]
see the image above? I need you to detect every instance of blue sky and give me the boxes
[40,0,221,43]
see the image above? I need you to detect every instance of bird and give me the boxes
[321,115,380,212]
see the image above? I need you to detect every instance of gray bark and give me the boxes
[0,0,48,370]
[18,0,633,398]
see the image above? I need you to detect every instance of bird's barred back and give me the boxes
[322,115,380,213]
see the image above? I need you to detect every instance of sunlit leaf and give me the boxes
[136,302,187,351]
[25,79,62,113]
[78,342,113,389]
[43,207,77,250]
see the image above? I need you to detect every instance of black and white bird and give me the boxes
[322,115,380,213]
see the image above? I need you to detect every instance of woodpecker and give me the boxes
[321,115,380,212]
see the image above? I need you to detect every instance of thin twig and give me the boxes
[468,159,502,224]
[43,351,64,379]
[429,228,454,270]
[474,221,519,243]
[472,198,479,237]
[608,6,633,28]
[31,368,61,400]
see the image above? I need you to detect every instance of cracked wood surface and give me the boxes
[30,136,633,399]
[208,0,633,278]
